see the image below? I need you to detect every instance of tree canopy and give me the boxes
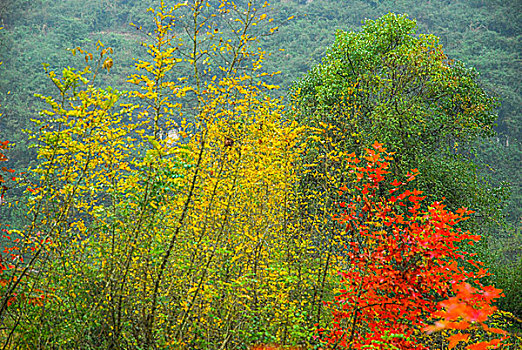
[292,14,505,228]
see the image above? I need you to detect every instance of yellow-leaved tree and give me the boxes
[0,1,328,349]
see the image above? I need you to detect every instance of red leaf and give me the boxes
[390,179,402,186]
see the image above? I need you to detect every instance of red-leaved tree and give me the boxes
[0,140,20,302]
[318,142,508,349]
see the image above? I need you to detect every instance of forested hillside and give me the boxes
[0,1,520,349]
[1,0,520,224]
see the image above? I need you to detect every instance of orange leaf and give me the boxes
[448,333,469,349]
[466,339,501,350]
[372,141,384,150]
[451,320,471,330]
[482,325,507,335]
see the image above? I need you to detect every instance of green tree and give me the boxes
[291,13,506,230]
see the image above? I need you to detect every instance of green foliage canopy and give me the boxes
[292,13,505,224]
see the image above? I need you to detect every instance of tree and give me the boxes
[317,142,510,349]
[291,13,505,229]
[0,1,314,348]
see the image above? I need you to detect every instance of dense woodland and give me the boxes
[0,0,520,349]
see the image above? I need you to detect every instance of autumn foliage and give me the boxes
[0,2,518,349]
[425,282,508,350]
[0,1,313,348]
[317,142,509,349]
